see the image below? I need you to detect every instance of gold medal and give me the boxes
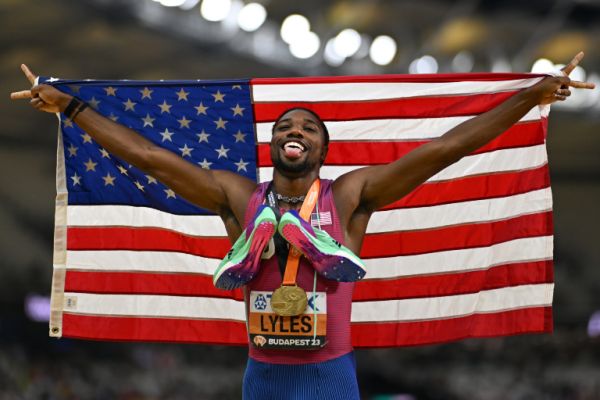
[271,285,307,316]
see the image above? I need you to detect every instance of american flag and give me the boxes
[45,73,554,347]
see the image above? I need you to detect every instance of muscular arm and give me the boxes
[11,66,257,234]
[333,54,595,248]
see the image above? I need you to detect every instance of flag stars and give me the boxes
[194,102,208,115]
[212,90,225,103]
[233,130,246,143]
[123,98,136,111]
[142,113,155,128]
[63,119,74,128]
[235,158,249,172]
[146,175,157,184]
[67,144,78,157]
[196,130,210,143]
[102,173,116,186]
[179,143,193,157]
[84,158,98,172]
[176,88,190,101]
[88,97,101,110]
[160,128,175,142]
[140,87,153,100]
[215,145,230,159]
[231,104,245,117]
[214,117,227,130]
[68,85,81,94]
[109,113,119,122]
[158,100,172,114]
[198,158,212,169]
[117,165,129,176]
[177,116,192,129]
[81,133,93,144]
[99,148,110,159]
[134,181,145,192]
[104,86,117,96]
[232,85,242,90]
[71,173,82,186]
[164,188,176,199]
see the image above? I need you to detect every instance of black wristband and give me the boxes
[63,97,83,120]
[71,103,89,121]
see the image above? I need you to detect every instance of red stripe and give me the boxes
[360,212,553,258]
[253,91,517,122]
[60,307,552,347]
[62,313,248,345]
[351,306,553,347]
[64,270,245,300]
[353,260,554,301]
[251,73,543,85]
[67,227,230,258]
[384,165,550,209]
[257,121,544,166]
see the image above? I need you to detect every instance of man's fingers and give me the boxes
[561,52,584,76]
[569,80,596,89]
[10,90,32,100]
[21,64,37,85]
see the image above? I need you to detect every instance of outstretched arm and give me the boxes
[335,52,595,216]
[10,65,257,228]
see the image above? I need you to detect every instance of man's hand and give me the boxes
[10,64,72,113]
[534,52,596,105]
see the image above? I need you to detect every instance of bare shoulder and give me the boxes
[331,167,371,224]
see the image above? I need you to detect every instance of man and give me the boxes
[11,55,594,399]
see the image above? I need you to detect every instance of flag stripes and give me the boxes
[50,72,553,347]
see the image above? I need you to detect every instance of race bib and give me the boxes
[248,290,326,350]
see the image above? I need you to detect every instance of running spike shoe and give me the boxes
[213,205,277,290]
[278,210,366,282]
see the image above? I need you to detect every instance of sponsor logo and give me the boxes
[253,335,266,347]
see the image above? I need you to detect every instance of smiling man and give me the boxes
[10,55,595,399]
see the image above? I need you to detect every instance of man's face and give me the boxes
[270,109,327,177]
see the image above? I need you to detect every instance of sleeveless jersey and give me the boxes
[244,179,354,364]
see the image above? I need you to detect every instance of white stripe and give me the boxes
[67,205,228,236]
[366,187,552,233]
[350,283,554,323]
[62,283,553,323]
[363,236,553,279]
[63,292,246,321]
[66,250,220,274]
[256,108,542,143]
[258,144,548,183]
[252,78,542,102]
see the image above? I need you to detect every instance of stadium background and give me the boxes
[1,0,599,398]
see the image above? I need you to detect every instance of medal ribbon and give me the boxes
[281,178,320,286]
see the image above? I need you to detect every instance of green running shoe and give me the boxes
[278,210,366,282]
[213,205,277,290]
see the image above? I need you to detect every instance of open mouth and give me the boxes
[281,140,307,159]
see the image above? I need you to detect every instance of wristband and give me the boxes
[71,102,89,121]
[63,97,82,119]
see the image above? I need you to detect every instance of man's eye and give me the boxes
[304,126,316,132]
[276,125,289,131]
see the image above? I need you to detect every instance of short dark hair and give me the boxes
[271,107,330,147]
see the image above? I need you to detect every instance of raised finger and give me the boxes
[21,64,38,85]
[561,52,584,76]
[569,80,596,89]
[556,88,571,97]
[10,90,32,100]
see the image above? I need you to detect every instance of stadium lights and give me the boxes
[369,35,397,66]
[178,0,200,9]
[237,3,267,32]
[491,58,512,72]
[200,0,232,22]
[324,38,346,66]
[289,31,321,59]
[156,0,187,6]
[531,58,555,73]
[451,50,474,72]
[409,55,438,74]
[333,29,362,58]
[281,14,311,44]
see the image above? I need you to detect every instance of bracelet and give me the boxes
[63,97,83,120]
[71,102,89,121]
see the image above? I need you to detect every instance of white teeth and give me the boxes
[284,142,305,151]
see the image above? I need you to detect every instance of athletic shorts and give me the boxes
[242,352,360,400]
